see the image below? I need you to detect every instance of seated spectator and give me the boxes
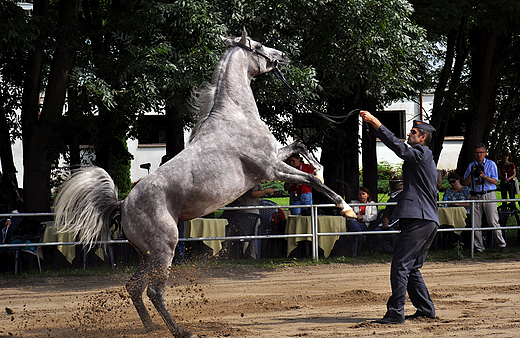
[235,184,275,215]
[443,172,470,214]
[369,181,403,254]
[223,184,274,259]
[347,187,378,256]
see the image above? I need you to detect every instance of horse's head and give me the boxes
[222,28,286,76]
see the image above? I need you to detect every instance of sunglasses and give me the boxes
[449,180,457,184]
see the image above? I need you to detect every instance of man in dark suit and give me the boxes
[361,111,439,324]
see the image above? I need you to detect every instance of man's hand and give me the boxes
[360,110,382,130]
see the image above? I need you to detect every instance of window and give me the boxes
[137,115,166,145]
[378,110,405,138]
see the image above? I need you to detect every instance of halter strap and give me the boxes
[233,40,275,64]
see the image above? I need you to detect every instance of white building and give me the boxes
[373,93,462,170]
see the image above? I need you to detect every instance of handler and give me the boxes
[361,111,438,324]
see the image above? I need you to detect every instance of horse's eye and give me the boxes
[255,43,262,49]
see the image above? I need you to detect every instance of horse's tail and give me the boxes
[53,166,122,251]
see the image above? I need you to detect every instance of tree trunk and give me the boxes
[361,98,378,201]
[457,28,500,173]
[165,95,185,158]
[20,0,48,212]
[319,98,359,207]
[66,84,81,167]
[22,0,78,212]
[430,17,468,164]
[0,107,15,173]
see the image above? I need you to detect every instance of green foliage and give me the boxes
[260,180,289,197]
[360,161,403,193]
[108,137,132,195]
[376,161,403,180]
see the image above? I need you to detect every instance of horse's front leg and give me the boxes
[277,141,323,180]
[264,161,356,218]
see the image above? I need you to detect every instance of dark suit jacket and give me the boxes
[375,125,439,225]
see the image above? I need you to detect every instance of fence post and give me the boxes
[311,205,319,261]
[470,200,475,258]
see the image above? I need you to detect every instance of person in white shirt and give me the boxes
[346,187,378,256]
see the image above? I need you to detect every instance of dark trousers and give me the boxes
[500,181,517,208]
[385,218,437,320]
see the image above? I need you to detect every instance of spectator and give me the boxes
[284,154,313,215]
[370,181,403,254]
[497,151,517,209]
[224,184,275,259]
[443,172,470,213]
[235,184,275,214]
[346,187,378,256]
[463,143,507,253]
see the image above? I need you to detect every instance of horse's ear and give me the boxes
[239,27,248,45]
[221,35,234,47]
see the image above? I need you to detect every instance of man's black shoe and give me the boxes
[373,316,405,324]
[405,311,435,320]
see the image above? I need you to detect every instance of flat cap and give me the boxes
[413,120,436,134]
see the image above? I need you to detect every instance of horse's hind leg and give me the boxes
[126,256,157,331]
[147,251,197,338]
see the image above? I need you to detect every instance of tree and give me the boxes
[0,0,36,173]
[218,0,431,202]
[411,0,520,173]
[10,0,433,212]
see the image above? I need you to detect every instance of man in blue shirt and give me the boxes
[463,143,507,253]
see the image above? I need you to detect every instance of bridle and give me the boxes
[233,40,361,126]
[233,40,277,64]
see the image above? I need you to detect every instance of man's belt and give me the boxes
[470,190,495,196]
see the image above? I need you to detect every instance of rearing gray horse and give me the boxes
[54,28,355,338]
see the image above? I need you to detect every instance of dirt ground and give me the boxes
[2,258,520,338]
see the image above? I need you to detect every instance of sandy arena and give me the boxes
[2,258,520,337]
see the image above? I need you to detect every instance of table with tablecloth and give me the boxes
[183,218,228,255]
[39,221,105,264]
[285,215,347,258]
[438,207,467,235]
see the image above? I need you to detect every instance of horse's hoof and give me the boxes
[341,208,357,218]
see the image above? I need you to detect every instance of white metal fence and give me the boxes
[1,198,519,263]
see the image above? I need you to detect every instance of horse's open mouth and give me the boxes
[273,59,287,69]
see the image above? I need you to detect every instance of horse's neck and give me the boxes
[212,51,259,118]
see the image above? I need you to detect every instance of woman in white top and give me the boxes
[347,187,378,256]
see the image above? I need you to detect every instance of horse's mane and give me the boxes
[188,47,231,143]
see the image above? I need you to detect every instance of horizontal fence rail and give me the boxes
[1,198,520,261]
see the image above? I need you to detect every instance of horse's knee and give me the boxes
[126,280,143,300]
[146,284,164,301]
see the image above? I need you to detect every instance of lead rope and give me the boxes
[272,66,372,147]
[273,66,360,125]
